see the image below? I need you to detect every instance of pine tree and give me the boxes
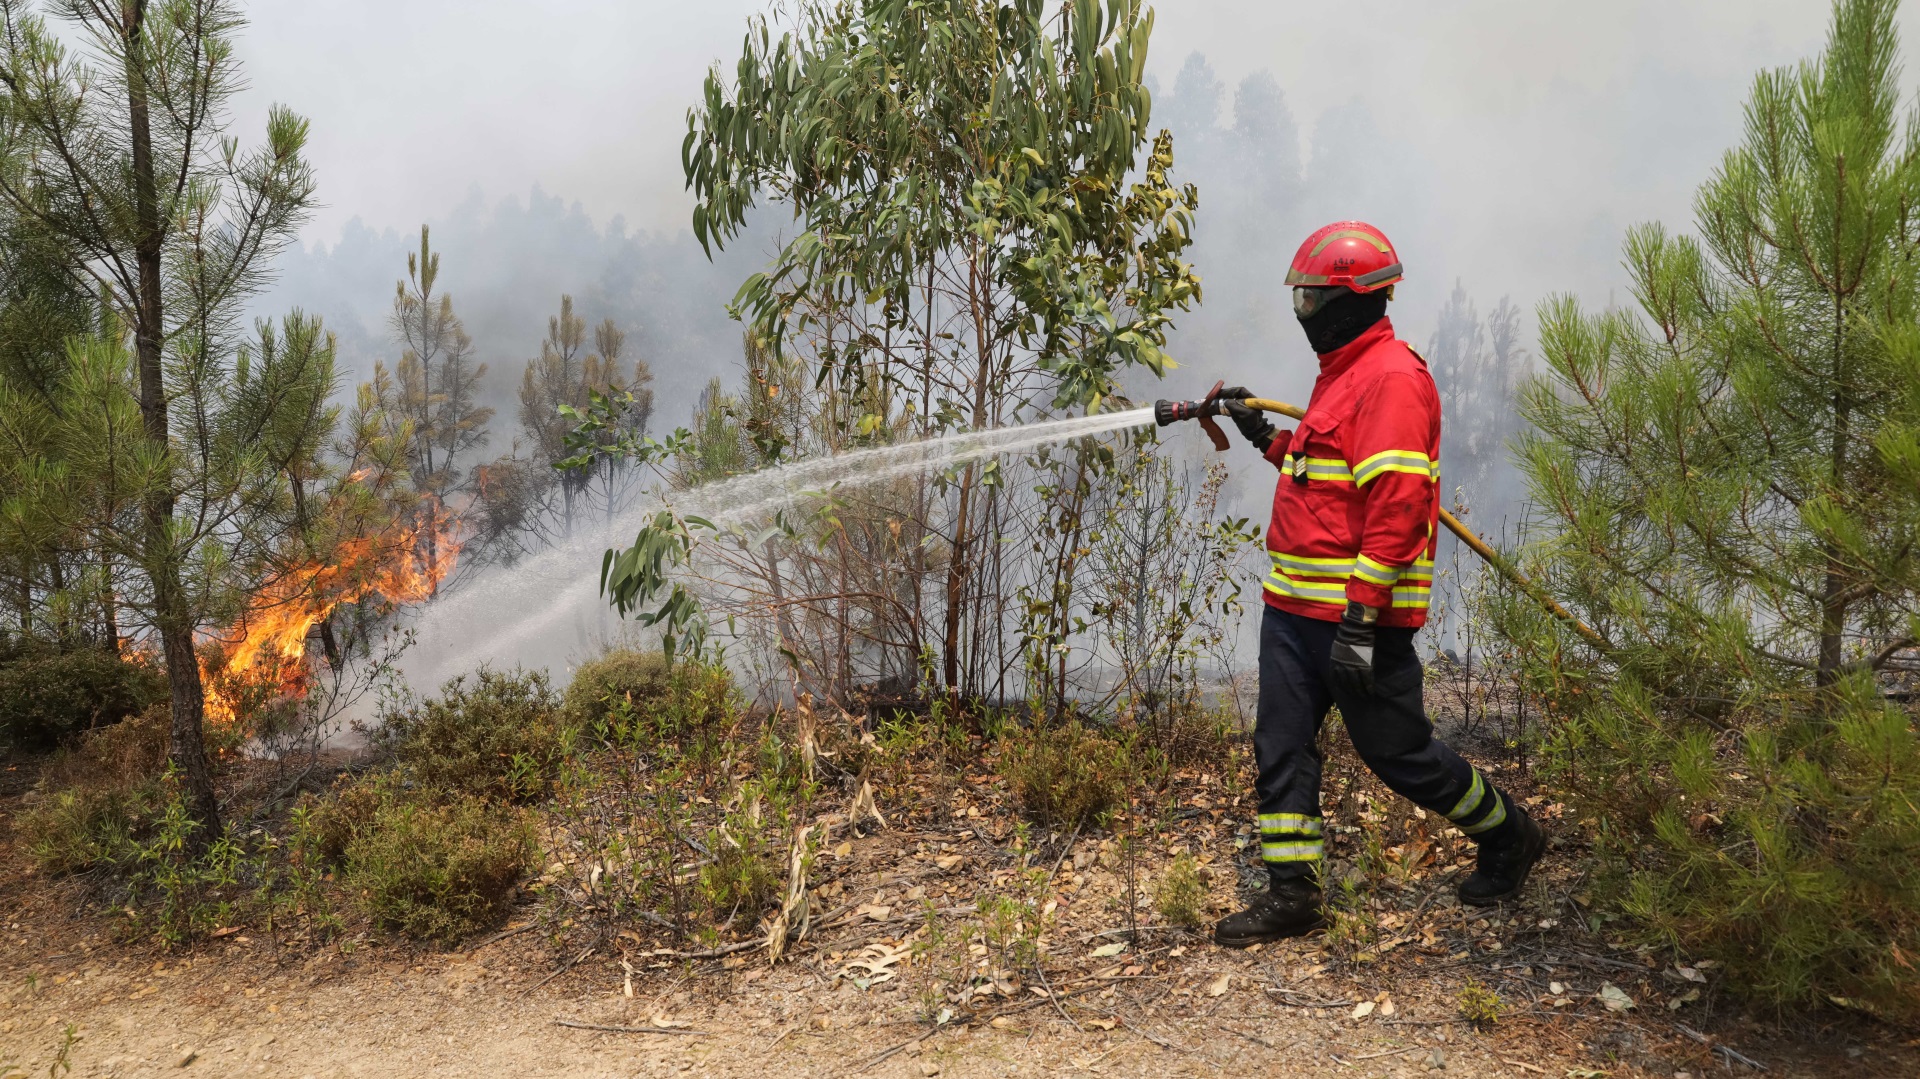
[0,0,317,832]
[385,226,492,502]
[373,227,491,592]
[1502,0,1920,1013]
[516,296,643,536]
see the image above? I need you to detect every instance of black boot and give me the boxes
[1458,802,1547,906]
[1214,876,1325,947]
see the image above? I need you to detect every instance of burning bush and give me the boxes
[378,668,570,804]
[340,787,535,946]
[0,642,166,753]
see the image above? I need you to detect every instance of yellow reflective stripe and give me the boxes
[1271,552,1357,578]
[1258,814,1323,835]
[1281,454,1354,482]
[1309,228,1393,257]
[1353,554,1401,587]
[1447,771,1486,822]
[1261,841,1324,864]
[1263,572,1349,605]
[1352,449,1438,487]
[1460,795,1508,835]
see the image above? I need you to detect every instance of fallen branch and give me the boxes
[464,922,537,955]
[1352,1046,1424,1062]
[1117,1015,1186,1053]
[1033,962,1081,1033]
[855,1027,938,1072]
[554,1018,711,1037]
[1264,987,1354,1009]
[1080,925,1196,943]
[1676,1024,1767,1072]
[521,940,599,997]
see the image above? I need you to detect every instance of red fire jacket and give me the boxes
[1261,318,1441,629]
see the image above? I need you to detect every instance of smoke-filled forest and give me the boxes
[2,1,1917,1076]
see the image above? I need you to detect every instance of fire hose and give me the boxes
[1154,382,1605,648]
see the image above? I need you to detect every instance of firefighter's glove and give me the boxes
[1330,602,1380,697]
[1217,386,1276,453]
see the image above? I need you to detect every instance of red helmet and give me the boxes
[1286,221,1403,292]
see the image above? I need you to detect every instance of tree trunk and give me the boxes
[125,3,220,837]
[1816,297,1851,690]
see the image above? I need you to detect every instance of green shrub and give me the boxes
[342,789,535,945]
[1153,852,1207,928]
[564,648,671,728]
[379,668,569,803]
[1457,978,1501,1027]
[18,783,150,875]
[0,644,166,752]
[695,781,792,920]
[304,773,398,866]
[999,718,1131,828]
[127,783,255,946]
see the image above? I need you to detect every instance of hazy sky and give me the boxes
[233,0,1919,317]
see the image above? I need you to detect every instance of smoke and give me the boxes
[232,2,1908,672]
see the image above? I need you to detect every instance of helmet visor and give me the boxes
[1292,286,1347,319]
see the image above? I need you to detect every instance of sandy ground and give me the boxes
[7,899,1914,1079]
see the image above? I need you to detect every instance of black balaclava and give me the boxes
[1298,287,1390,355]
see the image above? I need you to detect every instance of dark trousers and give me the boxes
[1253,605,1511,882]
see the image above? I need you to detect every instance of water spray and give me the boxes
[1153,386,1606,648]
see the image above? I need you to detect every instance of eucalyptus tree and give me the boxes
[1497,0,1920,1012]
[0,0,318,831]
[672,0,1201,694]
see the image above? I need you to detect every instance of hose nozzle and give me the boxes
[1151,379,1231,451]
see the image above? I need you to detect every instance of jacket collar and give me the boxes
[1316,316,1395,381]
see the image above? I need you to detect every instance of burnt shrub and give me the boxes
[377,668,569,803]
[0,643,166,753]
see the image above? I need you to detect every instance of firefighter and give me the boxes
[1212,221,1546,947]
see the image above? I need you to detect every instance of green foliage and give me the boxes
[379,668,571,803]
[0,0,323,830]
[595,660,741,754]
[696,784,789,920]
[998,718,1131,828]
[340,787,536,946]
[1152,851,1206,928]
[18,782,153,876]
[1456,978,1502,1027]
[0,643,166,752]
[305,773,400,867]
[127,777,255,946]
[1499,0,1920,1017]
[563,648,671,728]
[687,0,1198,408]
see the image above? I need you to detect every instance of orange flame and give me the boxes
[200,502,462,726]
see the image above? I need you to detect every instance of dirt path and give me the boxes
[3,930,1613,1079]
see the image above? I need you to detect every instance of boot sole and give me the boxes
[1459,824,1549,908]
[1213,913,1327,948]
